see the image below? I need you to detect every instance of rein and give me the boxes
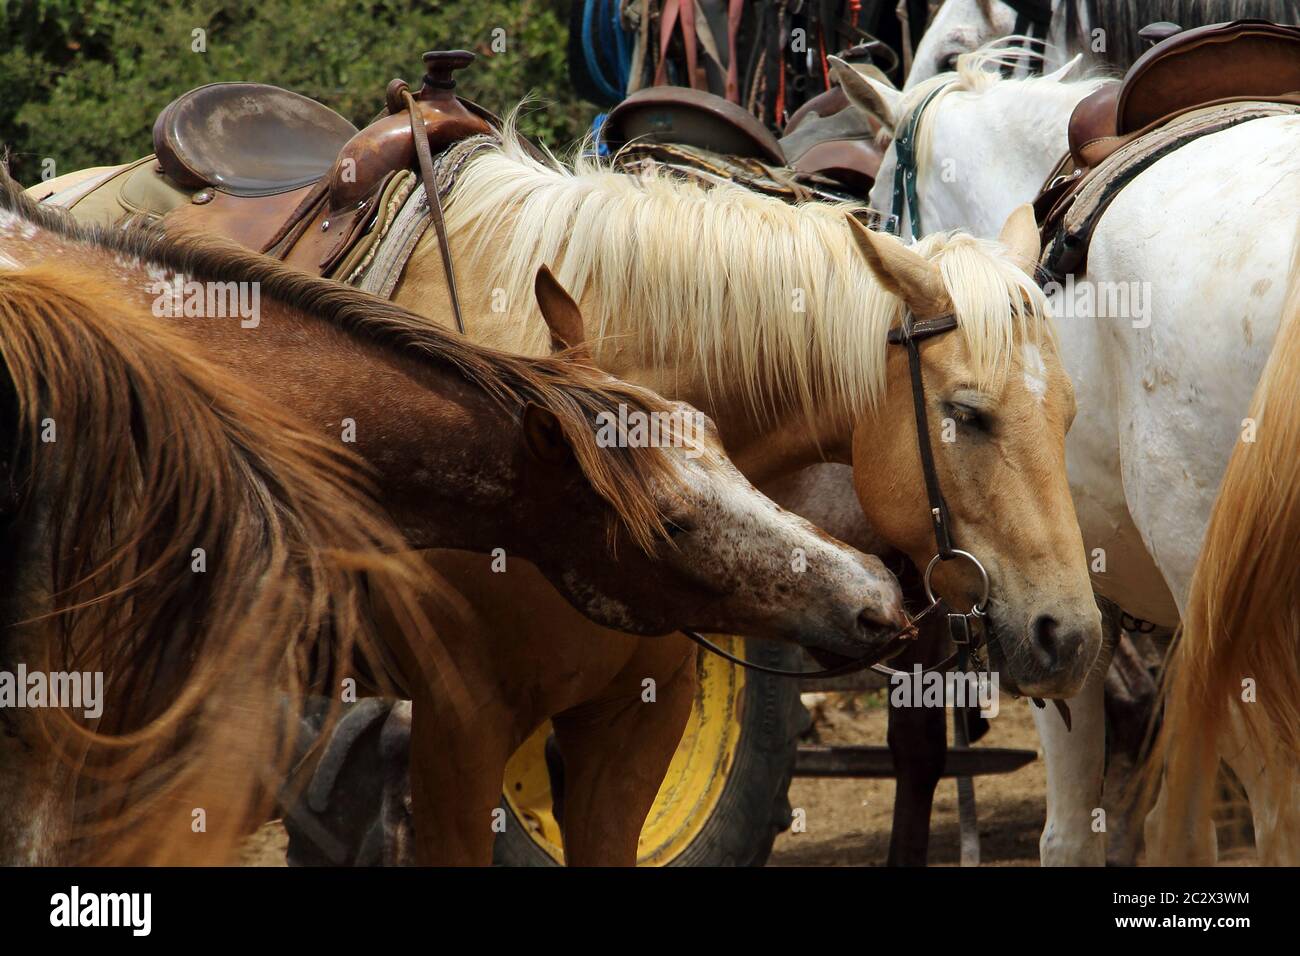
[397,85,466,334]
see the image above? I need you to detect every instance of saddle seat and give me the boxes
[1066,19,1300,169]
[153,83,359,196]
[604,83,881,196]
[779,86,883,195]
[603,86,786,165]
[1034,18,1300,278]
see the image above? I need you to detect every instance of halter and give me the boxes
[889,84,946,241]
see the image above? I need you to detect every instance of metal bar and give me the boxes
[793,744,1037,779]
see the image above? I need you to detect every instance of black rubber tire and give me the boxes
[493,638,806,866]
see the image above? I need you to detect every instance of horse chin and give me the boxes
[805,631,906,672]
[802,646,860,672]
[985,620,1090,700]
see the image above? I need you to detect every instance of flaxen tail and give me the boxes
[0,265,431,864]
[1147,235,1300,857]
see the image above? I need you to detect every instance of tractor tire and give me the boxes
[493,637,806,866]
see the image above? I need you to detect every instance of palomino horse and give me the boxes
[0,174,912,862]
[845,48,1300,862]
[352,130,1103,864]
[0,261,437,865]
[906,0,1300,90]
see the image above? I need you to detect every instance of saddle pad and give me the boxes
[1041,101,1300,281]
[352,135,499,299]
[332,170,416,284]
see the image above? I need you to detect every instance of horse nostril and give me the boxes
[1032,614,1061,663]
[859,596,905,633]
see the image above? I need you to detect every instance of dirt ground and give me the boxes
[769,690,1048,866]
[241,689,1257,867]
[769,690,1257,867]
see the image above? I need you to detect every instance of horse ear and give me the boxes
[829,56,900,132]
[534,265,591,359]
[1041,53,1085,84]
[521,403,573,464]
[998,204,1041,275]
[844,214,949,317]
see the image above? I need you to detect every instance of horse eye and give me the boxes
[940,53,960,71]
[946,402,992,433]
[664,518,693,538]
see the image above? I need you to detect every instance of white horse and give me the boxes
[907,0,1300,91]
[835,49,1300,864]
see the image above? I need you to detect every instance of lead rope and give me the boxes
[400,86,465,334]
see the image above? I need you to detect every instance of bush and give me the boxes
[0,0,588,183]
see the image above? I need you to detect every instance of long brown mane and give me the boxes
[0,264,432,864]
[0,171,679,551]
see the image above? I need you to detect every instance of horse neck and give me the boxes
[570,288,860,483]
[206,308,525,551]
[66,243,529,554]
[418,213,869,483]
[919,77,1100,236]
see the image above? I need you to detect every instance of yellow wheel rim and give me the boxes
[502,637,746,865]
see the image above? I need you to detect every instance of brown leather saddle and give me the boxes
[603,83,881,196]
[781,86,883,195]
[1037,19,1300,278]
[148,51,494,277]
[1064,18,1300,171]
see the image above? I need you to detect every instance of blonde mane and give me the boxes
[900,42,1112,183]
[445,125,1050,422]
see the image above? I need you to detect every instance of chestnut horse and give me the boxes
[0,176,902,651]
[0,263,437,865]
[357,131,1102,864]
[0,174,908,861]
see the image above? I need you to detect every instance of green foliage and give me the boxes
[0,0,587,183]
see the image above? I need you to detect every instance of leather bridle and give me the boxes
[684,299,994,680]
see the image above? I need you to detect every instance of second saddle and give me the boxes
[1036,18,1300,278]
